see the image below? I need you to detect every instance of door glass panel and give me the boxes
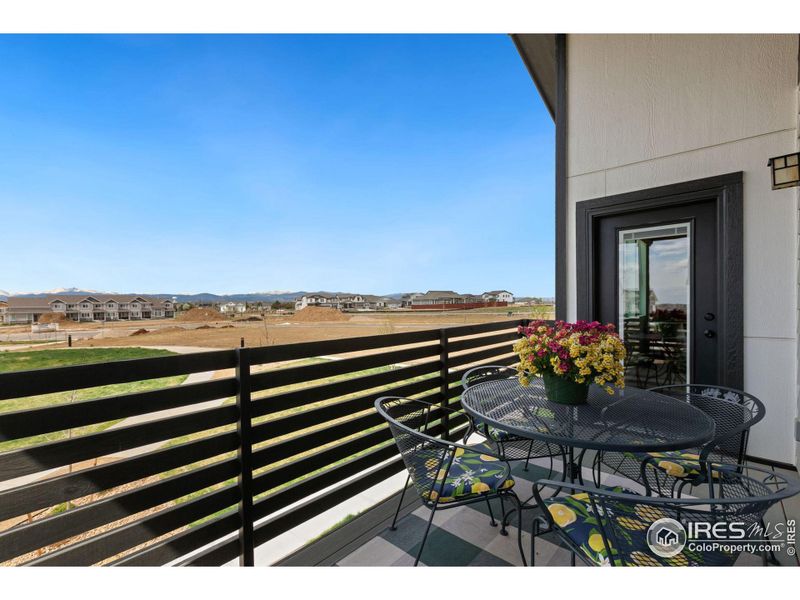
[618,224,690,387]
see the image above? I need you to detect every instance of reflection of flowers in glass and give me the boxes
[514,320,626,393]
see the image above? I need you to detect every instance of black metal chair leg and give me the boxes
[570,551,576,566]
[485,496,497,527]
[523,440,534,471]
[676,479,690,499]
[390,474,411,530]
[498,494,508,535]
[593,452,602,487]
[510,493,527,566]
[530,518,539,566]
[415,503,438,566]
[760,518,780,565]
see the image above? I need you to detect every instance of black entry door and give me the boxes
[576,174,743,389]
[594,200,719,387]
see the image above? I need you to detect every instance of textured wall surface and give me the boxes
[565,34,800,464]
[796,78,800,469]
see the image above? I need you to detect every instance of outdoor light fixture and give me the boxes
[768,152,800,190]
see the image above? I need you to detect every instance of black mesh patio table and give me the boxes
[461,377,715,454]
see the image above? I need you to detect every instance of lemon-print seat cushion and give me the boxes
[419,444,515,504]
[543,487,733,566]
[486,424,513,441]
[630,450,709,481]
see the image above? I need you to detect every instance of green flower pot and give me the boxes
[542,371,590,405]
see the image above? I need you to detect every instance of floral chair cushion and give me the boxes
[627,450,714,481]
[543,488,733,566]
[477,408,556,442]
[419,444,514,504]
[487,424,513,441]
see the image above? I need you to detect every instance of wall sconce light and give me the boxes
[768,152,800,190]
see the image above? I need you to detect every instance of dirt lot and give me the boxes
[4,306,554,351]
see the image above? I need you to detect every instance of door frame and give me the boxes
[575,172,743,388]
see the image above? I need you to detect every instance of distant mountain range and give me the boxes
[0,288,414,303]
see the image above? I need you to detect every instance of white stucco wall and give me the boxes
[796,80,800,469]
[565,34,800,465]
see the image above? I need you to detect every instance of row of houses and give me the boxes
[409,290,514,310]
[0,294,175,324]
[294,290,514,311]
[294,293,402,311]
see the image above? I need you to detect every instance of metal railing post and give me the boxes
[235,346,255,566]
[439,328,449,439]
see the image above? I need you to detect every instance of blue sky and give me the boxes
[0,35,554,297]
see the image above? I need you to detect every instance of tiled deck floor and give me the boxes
[338,459,800,567]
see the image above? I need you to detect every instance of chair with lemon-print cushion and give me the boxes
[593,384,765,497]
[530,463,799,567]
[461,365,566,471]
[376,396,527,566]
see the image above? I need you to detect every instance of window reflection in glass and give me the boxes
[618,224,690,388]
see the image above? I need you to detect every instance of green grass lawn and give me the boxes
[0,347,187,452]
[0,347,178,373]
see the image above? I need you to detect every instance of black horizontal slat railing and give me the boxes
[0,432,240,522]
[0,318,527,566]
[0,457,240,563]
[0,377,238,442]
[0,350,238,401]
[250,360,440,418]
[250,343,439,392]
[0,404,239,483]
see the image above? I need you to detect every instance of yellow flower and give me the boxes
[617,516,647,531]
[588,533,606,553]
[547,503,577,528]
[658,461,687,477]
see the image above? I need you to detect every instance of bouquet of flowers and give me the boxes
[514,320,626,396]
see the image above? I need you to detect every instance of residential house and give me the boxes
[219,302,247,314]
[411,290,512,310]
[362,295,401,310]
[513,33,800,467]
[294,293,337,310]
[294,292,392,311]
[2,294,175,323]
[482,290,514,303]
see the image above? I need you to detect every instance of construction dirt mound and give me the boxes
[38,312,68,324]
[176,308,223,322]
[130,328,149,336]
[291,307,350,322]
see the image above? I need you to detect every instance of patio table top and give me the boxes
[461,377,715,453]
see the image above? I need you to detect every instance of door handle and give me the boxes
[703,329,715,338]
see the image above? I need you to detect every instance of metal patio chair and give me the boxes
[592,384,766,497]
[461,365,566,476]
[376,396,527,566]
[531,463,799,566]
